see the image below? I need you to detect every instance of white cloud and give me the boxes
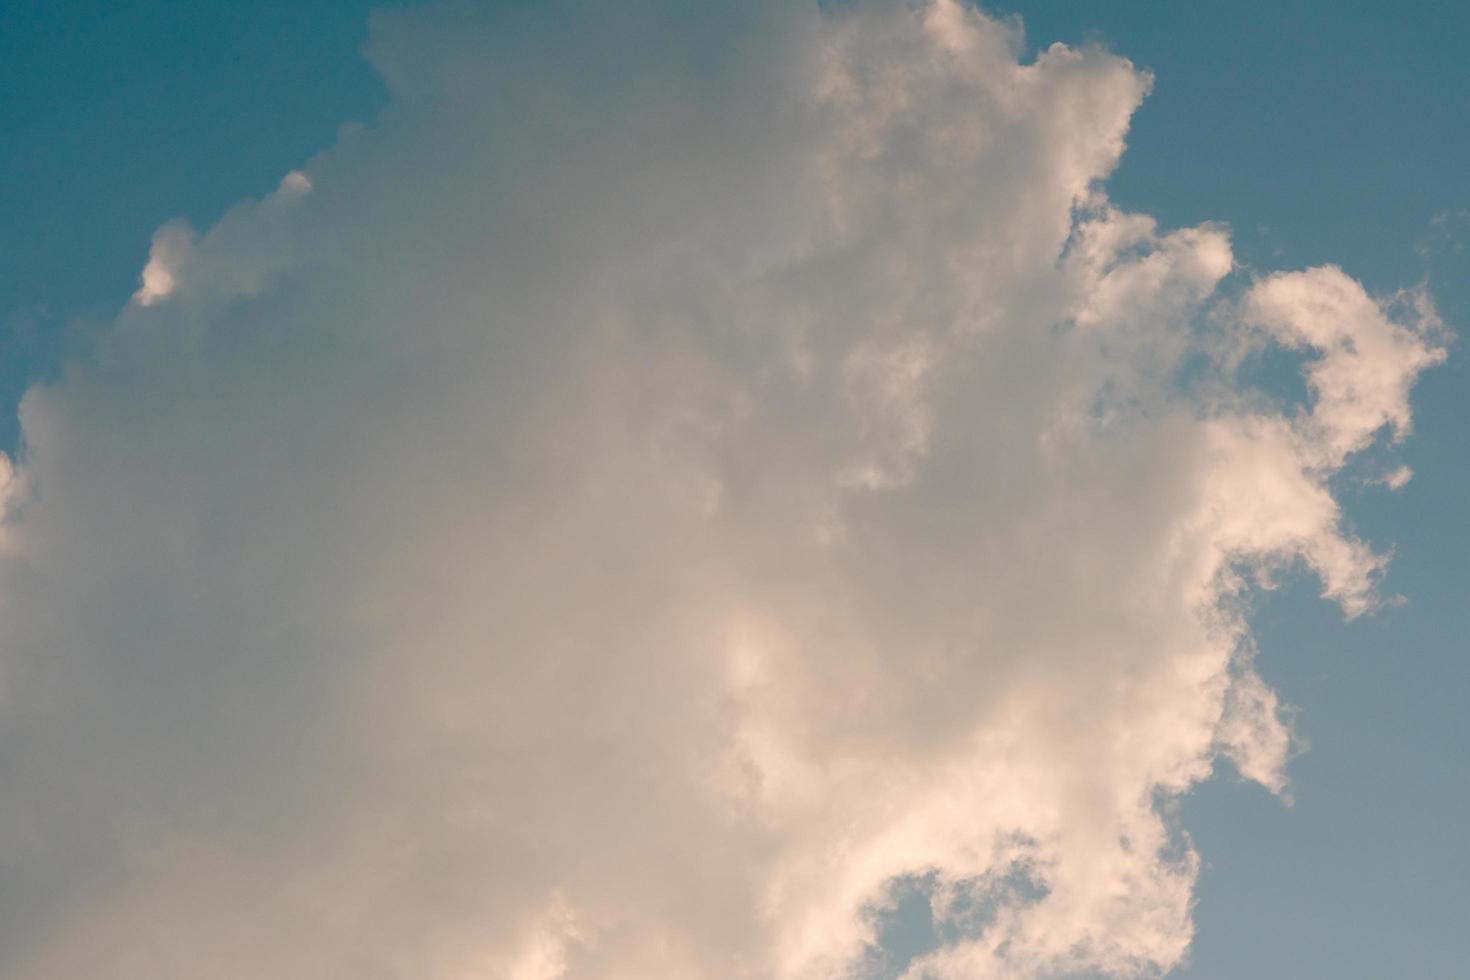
[132,220,194,306]
[0,1,1443,978]
[279,170,313,195]
[1379,464,1415,490]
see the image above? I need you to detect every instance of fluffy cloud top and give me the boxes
[0,2,1442,978]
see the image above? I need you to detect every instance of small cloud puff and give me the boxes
[1380,464,1415,490]
[132,220,195,305]
[279,170,313,194]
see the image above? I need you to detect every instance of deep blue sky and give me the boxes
[2,2,1466,976]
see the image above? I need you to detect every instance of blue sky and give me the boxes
[1,2,1465,977]
[1008,5,1470,975]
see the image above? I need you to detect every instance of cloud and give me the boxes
[0,1,1443,977]
[132,221,195,306]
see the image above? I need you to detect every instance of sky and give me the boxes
[1,1,1466,978]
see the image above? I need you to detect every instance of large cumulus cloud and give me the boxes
[0,1,1443,977]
